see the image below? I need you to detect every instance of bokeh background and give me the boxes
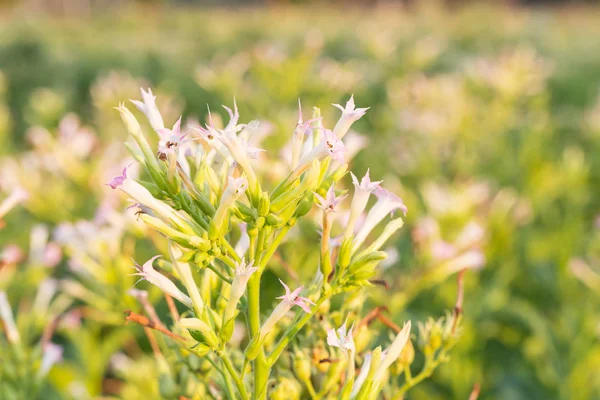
[1,1,600,399]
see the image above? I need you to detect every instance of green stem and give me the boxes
[397,352,442,396]
[258,226,291,271]
[206,262,233,284]
[266,296,327,367]
[207,357,236,400]
[221,352,249,400]
[303,376,319,400]
[247,267,269,399]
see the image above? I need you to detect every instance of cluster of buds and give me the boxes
[108,88,451,399]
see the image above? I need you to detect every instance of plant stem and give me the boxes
[247,263,269,399]
[207,356,236,400]
[221,351,249,400]
[258,225,291,271]
[266,296,327,367]
[397,352,444,396]
[206,262,232,284]
[303,376,319,400]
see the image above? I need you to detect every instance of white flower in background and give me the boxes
[38,342,63,378]
[0,291,20,344]
[0,187,28,220]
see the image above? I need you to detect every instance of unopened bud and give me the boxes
[293,350,312,383]
[271,377,302,400]
[258,193,270,216]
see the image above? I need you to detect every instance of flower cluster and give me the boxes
[106,89,460,399]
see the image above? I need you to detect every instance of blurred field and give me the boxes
[1,3,600,400]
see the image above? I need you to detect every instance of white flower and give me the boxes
[107,166,193,235]
[260,280,315,338]
[132,256,193,308]
[224,258,258,322]
[168,243,205,316]
[291,129,347,179]
[443,250,485,274]
[0,291,20,344]
[353,187,407,252]
[332,95,369,139]
[130,87,165,132]
[373,321,411,383]
[314,185,347,214]
[344,170,382,240]
[0,187,29,219]
[38,343,63,378]
[351,352,372,398]
[196,101,261,190]
[326,321,356,360]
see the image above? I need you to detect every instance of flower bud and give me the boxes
[258,192,270,216]
[293,349,312,383]
[244,334,265,361]
[271,377,302,400]
[180,318,220,350]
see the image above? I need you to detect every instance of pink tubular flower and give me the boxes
[258,280,315,339]
[344,170,382,239]
[291,129,347,179]
[276,279,315,313]
[352,186,407,252]
[291,99,321,169]
[314,185,347,213]
[332,95,369,139]
[107,166,128,190]
[157,116,186,150]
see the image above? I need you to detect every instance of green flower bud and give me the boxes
[294,196,313,218]
[244,335,265,361]
[255,216,266,229]
[179,251,196,263]
[219,315,237,343]
[338,237,353,270]
[348,251,387,273]
[320,248,333,281]
[180,318,220,350]
[258,192,270,216]
[266,213,283,227]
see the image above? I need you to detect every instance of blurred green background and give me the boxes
[1,1,600,399]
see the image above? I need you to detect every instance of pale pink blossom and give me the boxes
[332,95,369,139]
[314,185,347,213]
